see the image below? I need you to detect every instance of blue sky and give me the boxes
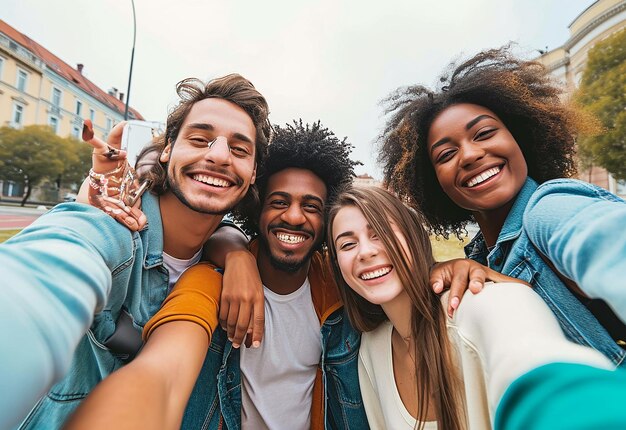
[2,0,594,177]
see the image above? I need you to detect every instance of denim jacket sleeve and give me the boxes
[0,203,134,429]
[523,179,626,322]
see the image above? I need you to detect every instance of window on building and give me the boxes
[0,56,5,80]
[71,126,81,138]
[75,100,83,116]
[106,117,112,131]
[49,116,59,133]
[11,102,24,127]
[52,87,62,107]
[16,68,28,92]
[89,108,95,122]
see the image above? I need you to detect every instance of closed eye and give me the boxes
[338,240,356,251]
[230,145,251,158]
[475,128,496,140]
[269,199,288,208]
[303,203,322,213]
[436,148,456,163]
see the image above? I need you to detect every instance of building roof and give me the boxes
[0,19,144,120]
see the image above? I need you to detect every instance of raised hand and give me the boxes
[82,119,148,231]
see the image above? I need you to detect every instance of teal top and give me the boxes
[496,362,626,429]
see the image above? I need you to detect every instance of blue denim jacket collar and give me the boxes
[140,192,164,269]
[465,177,538,261]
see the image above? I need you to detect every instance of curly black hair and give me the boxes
[379,46,586,238]
[235,119,361,236]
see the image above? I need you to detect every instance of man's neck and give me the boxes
[159,192,224,259]
[257,250,311,296]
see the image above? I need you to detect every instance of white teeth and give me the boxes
[276,232,306,244]
[360,267,392,280]
[466,166,501,188]
[193,174,230,188]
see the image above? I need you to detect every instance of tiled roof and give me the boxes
[0,19,144,120]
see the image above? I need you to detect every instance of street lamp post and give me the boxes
[124,0,136,120]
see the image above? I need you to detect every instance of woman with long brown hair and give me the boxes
[328,186,610,430]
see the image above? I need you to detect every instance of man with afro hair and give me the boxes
[176,119,369,430]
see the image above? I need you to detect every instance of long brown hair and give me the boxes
[328,186,465,430]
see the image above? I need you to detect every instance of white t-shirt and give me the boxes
[240,278,321,430]
[358,321,437,430]
[162,249,202,292]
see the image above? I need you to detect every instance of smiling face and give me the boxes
[159,98,257,214]
[427,103,527,217]
[258,167,327,273]
[332,205,408,306]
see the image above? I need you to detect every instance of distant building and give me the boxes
[0,19,143,200]
[353,173,381,188]
[536,0,626,197]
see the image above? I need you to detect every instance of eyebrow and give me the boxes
[185,123,254,145]
[465,114,496,130]
[429,114,497,156]
[267,191,325,207]
[429,137,451,156]
[334,230,354,244]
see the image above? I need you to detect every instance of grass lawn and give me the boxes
[430,235,469,261]
[0,229,21,243]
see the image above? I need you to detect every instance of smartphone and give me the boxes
[121,120,165,168]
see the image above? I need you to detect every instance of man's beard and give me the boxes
[259,230,321,273]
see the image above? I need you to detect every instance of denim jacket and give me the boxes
[465,177,626,366]
[19,192,171,429]
[181,245,368,430]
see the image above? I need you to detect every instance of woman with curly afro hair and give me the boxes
[379,47,626,367]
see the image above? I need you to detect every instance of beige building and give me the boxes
[0,19,143,200]
[353,173,382,188]
[536,0,626,197]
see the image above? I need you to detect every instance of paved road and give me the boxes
[0,205,48,230]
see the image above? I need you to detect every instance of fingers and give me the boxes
[468,265,487,294]
[225,304,241,347]
[230,303,252,348]
[92,195,146,232]
[82,119,95,141]
[218,298,230,333]
[106,121,126,150]
[429,262,446,294]
[248,297,265,349]
[447,262,467,317]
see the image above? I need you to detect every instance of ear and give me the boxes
[160,142,172,163]
[250,163,257,185]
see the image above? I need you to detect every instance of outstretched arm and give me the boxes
[64,263,222,430]
[524,180,626,322]
[0,204,134,429]
[449,282,612,419]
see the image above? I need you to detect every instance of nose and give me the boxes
[458,141,486,167]
[357,238,378,261]
[204,136,232,166]
[280,204,306,226]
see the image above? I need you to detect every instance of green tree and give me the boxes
[58,136,93,190]
[0,125,90,206]
[575,29,626,179]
